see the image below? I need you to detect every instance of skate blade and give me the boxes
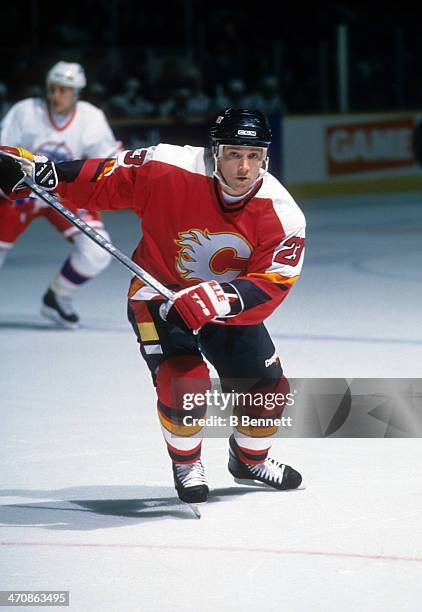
[184,502,206,518]
[233,477,268,488]
[41,305,79,330]
[233,477,306,491]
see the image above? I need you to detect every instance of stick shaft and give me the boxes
[23,176,174,300]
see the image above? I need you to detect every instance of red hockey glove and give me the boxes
[164,280,231,332]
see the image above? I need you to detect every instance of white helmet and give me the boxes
[46,61,86,89]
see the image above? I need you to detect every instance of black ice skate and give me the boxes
[228,435,302,491]
[41,289,79,330]
[173,460,209,517]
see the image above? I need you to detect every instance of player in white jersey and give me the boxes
[0,61,121,328]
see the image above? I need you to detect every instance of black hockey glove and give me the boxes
[0,153,26,194]
[0,147,58,195]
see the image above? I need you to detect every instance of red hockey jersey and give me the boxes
[55,144,306,325]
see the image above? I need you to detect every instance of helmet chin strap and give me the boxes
[212,144,269,194]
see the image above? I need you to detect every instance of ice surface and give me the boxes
[1,194,422,611]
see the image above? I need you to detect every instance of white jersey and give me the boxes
[0,98,119,161]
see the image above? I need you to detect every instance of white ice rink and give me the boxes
[1,191,422,611]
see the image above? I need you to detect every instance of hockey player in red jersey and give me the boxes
[0,61,120,328]
[0,108,305,507]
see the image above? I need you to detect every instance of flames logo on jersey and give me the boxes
[175,229,252,283]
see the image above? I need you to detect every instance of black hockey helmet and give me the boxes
[209,108,272,150]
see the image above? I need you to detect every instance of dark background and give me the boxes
[1,2,421,116]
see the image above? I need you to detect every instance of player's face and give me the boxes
[47,83,77,115]
[217,146,267,195]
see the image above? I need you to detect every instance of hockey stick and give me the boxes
[22,176,174,300]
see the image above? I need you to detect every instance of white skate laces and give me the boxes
[54,294,76,316]
[247,457,286,485]
[228,435,302,490]
[173,460,208,488]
